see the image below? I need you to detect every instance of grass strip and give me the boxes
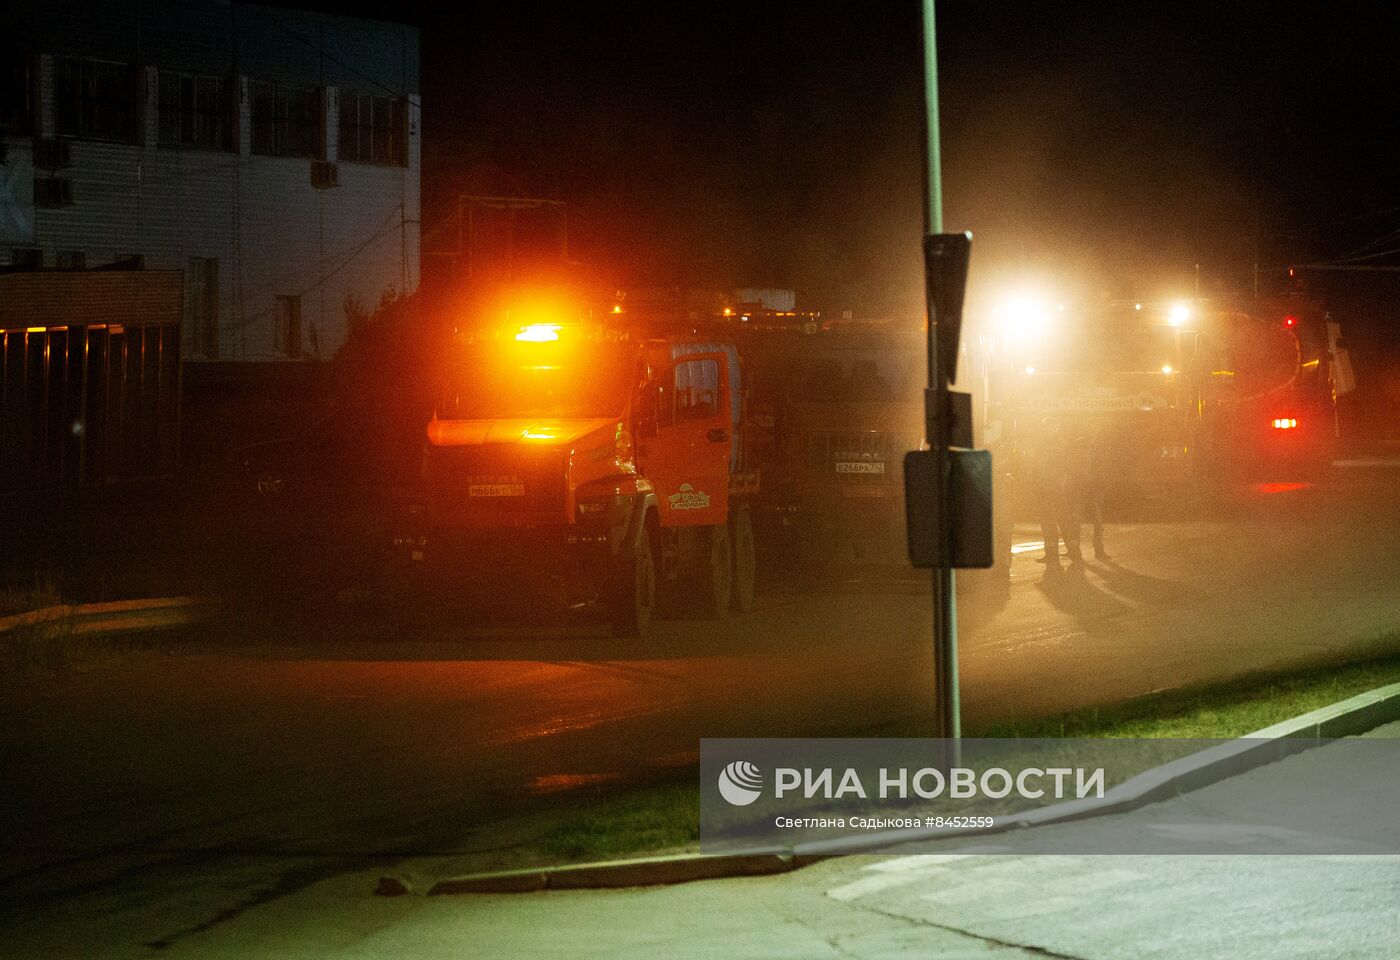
[973,638,1400,739]
[528,640,1400,863]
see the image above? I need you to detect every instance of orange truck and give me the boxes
[415,320,758,637]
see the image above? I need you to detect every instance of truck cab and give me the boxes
[418,321,757,637]
[737,318,924,559]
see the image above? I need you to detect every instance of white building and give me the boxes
[0,0,420,362]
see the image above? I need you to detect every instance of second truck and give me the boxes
[995,295,1347,505]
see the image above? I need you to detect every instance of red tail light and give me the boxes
[1283,316,1297,328]
[1272,417,1298,430]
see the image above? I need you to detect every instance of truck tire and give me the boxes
[730,504,756,613]
[697,523,732,619]
[610,530,656,639]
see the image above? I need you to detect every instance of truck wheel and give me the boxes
[730,505,756,613]
[698,523,732,619]
[610,531,655,639]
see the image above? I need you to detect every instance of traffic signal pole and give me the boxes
[921,0,961,744]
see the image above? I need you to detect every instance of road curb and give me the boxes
[417,679,1400,894]
[0,597,205,639]
[424,852,794,895]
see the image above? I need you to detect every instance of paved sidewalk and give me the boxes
[103,852,1395,960]
[9,725,1391,959]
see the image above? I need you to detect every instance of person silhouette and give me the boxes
[1074,418,1111,560]
[1029,417,1083,573]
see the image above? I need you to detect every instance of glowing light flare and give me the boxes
[995,295,1051,342]
[1272,418,1298,430]
[1161,364,1174,375]
[515,323,561,342]
[1283,316,1297,328]
[1254,481,1310,495]
[529,773,620,796]
[1169,303,1190,326]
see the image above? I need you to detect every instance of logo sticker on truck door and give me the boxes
[667,483,711,510]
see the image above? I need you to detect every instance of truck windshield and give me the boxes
[1027,318,1181,374]
[793,348,921,402]
[439,341,635,420]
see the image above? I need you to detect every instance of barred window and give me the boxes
[251,81,321,158]
[0,49,32,136]
[55,58,135,142]
[338,90,406,165]
[158,71,233,150]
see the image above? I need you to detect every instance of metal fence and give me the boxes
[1,319,180,495]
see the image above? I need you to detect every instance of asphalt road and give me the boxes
[3,461,1400,956]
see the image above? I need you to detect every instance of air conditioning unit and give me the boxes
[310,160,339,189]
[34,139,72,170]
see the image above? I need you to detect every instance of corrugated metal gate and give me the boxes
[1,272,181,494]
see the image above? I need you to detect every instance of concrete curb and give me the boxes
[426,852,795,895]
[414,679,1400,895]
[0,597,205,639]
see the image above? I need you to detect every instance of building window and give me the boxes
[276,295,302,359]
[33,177,74,208]
[338,90,406,165]
[251,81,321,158]
[158,71,233,150]
[0,49,32,136]
[56,251,86,270]
[54,57,136,143]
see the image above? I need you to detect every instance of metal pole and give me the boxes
[921,0,960,743]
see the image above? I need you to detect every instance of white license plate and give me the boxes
[469,483,525,497]
[836,461,885,474]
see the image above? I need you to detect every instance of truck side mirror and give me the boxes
[635,382,660,438]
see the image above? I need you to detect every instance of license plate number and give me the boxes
[469,483,525,497]
[836,461,885,474]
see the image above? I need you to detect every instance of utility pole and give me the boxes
[921,0,959,744]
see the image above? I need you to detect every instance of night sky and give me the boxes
[305,1,1400,314]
